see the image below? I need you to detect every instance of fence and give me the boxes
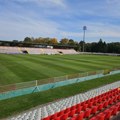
[0,67,120,94]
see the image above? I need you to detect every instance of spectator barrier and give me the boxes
[0,68,120,100]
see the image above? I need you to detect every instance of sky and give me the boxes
[0,0,120,43]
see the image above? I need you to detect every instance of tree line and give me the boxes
[84,39,120,54]
[23,37,120,54]
[24,37,78,46]
[1,37,119,53]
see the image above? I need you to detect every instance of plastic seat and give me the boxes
[117,95,120,100]
[88,101,93,108]
[85,99,90,104]
[76,103,81,108]
[101,96,106,101]
[113,96,118,102]
[89,98,94,102]
[42,116,50,120]
[111,106,119,115]
[117,105,120,111]
[91,106,98,114]
[57,110,64,117]
[84,109,91,118]
[93,99,98,105]
[70,105,76,111]
[95,96,99,100]
[60,112,69,120]
[64,108,70,113]
[97,97,102,103]
[50,113,57,119]
[54,116,61,120]
[105,95,109,99]
[104,109,112,120]
[108,99,113,105]
[82,104,88,110]
[76,106,82,113]
[76,112,84,120]
[70,117,76,120]
[98,103,103,111]
[68,109,76,117]
[81,102,85,106]
[97,113,105,120]
[90,116,97,120]
[103,101,108,108]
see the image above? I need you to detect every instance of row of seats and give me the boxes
[90,102,120,120]
[0,46,78,55]
[9,81,120,120]
[42,88,120,120]
[0,46,22,54]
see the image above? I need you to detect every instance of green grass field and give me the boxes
[0,54,120,85]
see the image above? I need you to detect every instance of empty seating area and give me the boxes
[43,48,59,55]
[0,46,78,55]
[42,88,120,120]
[0,46,22,54]
[26,48,43,54]
[8,81,120,120]
[57,49,78,55]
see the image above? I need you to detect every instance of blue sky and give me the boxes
[0,0,120,42]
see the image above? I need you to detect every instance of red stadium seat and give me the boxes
[111,106,119,115]
[91,106,98,114]
[43,116,50,120]
[97,113,105,120]
[64,108,70,113]
[82,103,88,110]
[60,112,69,120]
[103,101,109,108]
[76,111,84,120]
[104,109,112,120]
[84,109,91,118]
[98,103,104,111]
[88,101,94,108]
[68,109,76,117]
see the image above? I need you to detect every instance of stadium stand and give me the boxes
[0,46,22,54]
[0,46,78,55]
[57,49,78,55]
[8,81,120,120]
[43,48,59,55]
[25,48,43,54]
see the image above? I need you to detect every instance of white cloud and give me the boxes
[12,0,66,8]
[45,0,66,7]
[0,11,60,40]
[0,0,120,42]
[106,0,120,4]
[1,11,120,41]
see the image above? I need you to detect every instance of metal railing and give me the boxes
[0,67,120,93]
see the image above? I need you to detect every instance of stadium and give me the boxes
[0,0,120,120]
[0,44,120,120]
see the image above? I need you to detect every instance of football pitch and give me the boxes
[0,54,120,85]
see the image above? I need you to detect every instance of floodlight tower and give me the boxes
[83,26,87,52]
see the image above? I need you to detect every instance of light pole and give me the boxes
[83,26,87,52]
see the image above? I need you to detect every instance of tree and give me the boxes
[24,37,32,43]
[75,44,81,51]
[68,39,76,46]
[49,38,58,44]
[97,39,107,52]
[79,40,85,52]
[60,38,69,45]
[12,40,18,43]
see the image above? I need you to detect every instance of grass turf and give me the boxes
[0,73,120,119]
[0,54,120,85]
